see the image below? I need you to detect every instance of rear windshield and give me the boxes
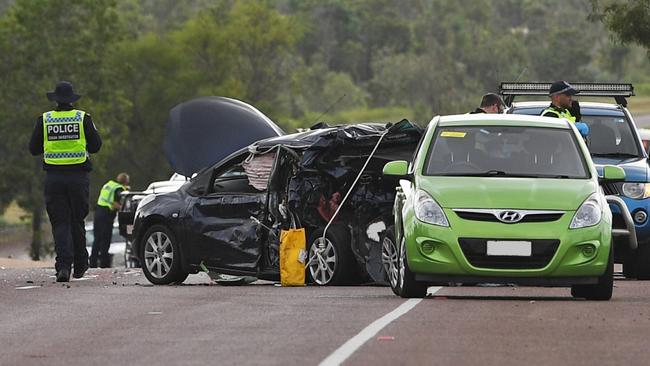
[424,126,589,179]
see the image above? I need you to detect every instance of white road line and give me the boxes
[319,287,442,366]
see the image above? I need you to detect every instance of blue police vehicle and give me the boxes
[502,82,649,279]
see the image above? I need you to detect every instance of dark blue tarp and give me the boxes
[163,96,284,176]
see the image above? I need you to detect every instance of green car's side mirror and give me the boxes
[383,160,410,179]
[601,165,626,182]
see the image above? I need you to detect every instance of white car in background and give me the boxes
[118,173,189,267]
[85,221,126,268]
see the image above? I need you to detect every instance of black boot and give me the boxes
[56,269,70,282]
[99,254,113,268]
[73,262,89,279]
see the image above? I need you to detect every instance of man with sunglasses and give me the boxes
[541,81,589,137]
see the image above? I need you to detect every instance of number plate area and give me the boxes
[486,240,532,257]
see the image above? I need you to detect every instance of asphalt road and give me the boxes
[2,267,650,366]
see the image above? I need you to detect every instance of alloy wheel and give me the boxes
[143,231,174,279]
[308,237,337,285]
[381,236,399,288]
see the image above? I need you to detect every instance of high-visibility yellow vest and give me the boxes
[97,180,126,210]
[42,109,87,165]
[541,106,576,123]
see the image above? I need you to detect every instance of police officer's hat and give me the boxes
[549,81,579,96]
[47,81,81,104]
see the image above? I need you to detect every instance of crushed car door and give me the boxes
[186,159,266,271]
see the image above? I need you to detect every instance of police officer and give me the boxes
[541,81,580,119]
[90,173,129,268]
[470,93,505,114]
[541,81,589,136]
[29,81,102,282]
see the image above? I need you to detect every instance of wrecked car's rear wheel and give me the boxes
[308,226,355,285]
[381,226,400,293]
[141,224,188,285]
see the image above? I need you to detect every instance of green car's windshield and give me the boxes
[424,126,589,179]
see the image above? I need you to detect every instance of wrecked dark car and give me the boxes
[132,120,422,285]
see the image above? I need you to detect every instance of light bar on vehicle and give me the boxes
[499,82,634,106]
[500,82,634,96]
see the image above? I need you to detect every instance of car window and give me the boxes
[216,164,247,179]
[424,126,589,179]
[510,106,642,157]
[209,161,258,194]
[580,115,641,156]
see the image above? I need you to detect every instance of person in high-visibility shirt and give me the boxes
[90,173,129,268]
[541,80,589,137]
[29,81,102,282]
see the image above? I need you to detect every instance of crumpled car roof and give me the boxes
[249,119,422,153]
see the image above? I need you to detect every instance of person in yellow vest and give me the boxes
[90,173,129,268]
[29,81,102,282]
[541,80,589,136]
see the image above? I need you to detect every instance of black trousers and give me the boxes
[90,205,116,267]
[44,171,89,272]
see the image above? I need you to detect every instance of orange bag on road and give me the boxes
[279,228,306,286]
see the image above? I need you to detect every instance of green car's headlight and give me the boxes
[622,183,650,199]
[570,193,602,229]
[415,189,449,227]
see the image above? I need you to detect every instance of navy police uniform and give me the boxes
[28,81,102,282]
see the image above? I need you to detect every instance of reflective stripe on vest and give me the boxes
[42,109,87,165]
[541,107,576,123]
[97,180,125,210]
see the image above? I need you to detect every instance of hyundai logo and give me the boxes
[496,211,523,223]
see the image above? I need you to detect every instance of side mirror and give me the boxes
[601,165,625,182]
[383,160,410,179]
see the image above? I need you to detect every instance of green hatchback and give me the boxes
[383,114,627,300]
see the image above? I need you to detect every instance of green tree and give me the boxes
[591,0,650,51]
[0,0,126,259]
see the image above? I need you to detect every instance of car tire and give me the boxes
[571,245,613,301]
[634,245,650,280]
[307,225,356,286]
[397,236,428,298]
[381,226,400,296]
[140,224,189,285]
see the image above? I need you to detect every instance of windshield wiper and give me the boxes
[591,152,640,158]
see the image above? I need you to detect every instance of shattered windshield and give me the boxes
[424,126,589,179]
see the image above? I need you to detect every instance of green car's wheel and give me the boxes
[381,226,400,295]
[571,245,613,301]
[397,236,428,298]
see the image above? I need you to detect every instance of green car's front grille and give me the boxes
[458,238,560,269]
[454,211,564,223]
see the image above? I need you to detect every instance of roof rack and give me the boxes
[499,82,634,107]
